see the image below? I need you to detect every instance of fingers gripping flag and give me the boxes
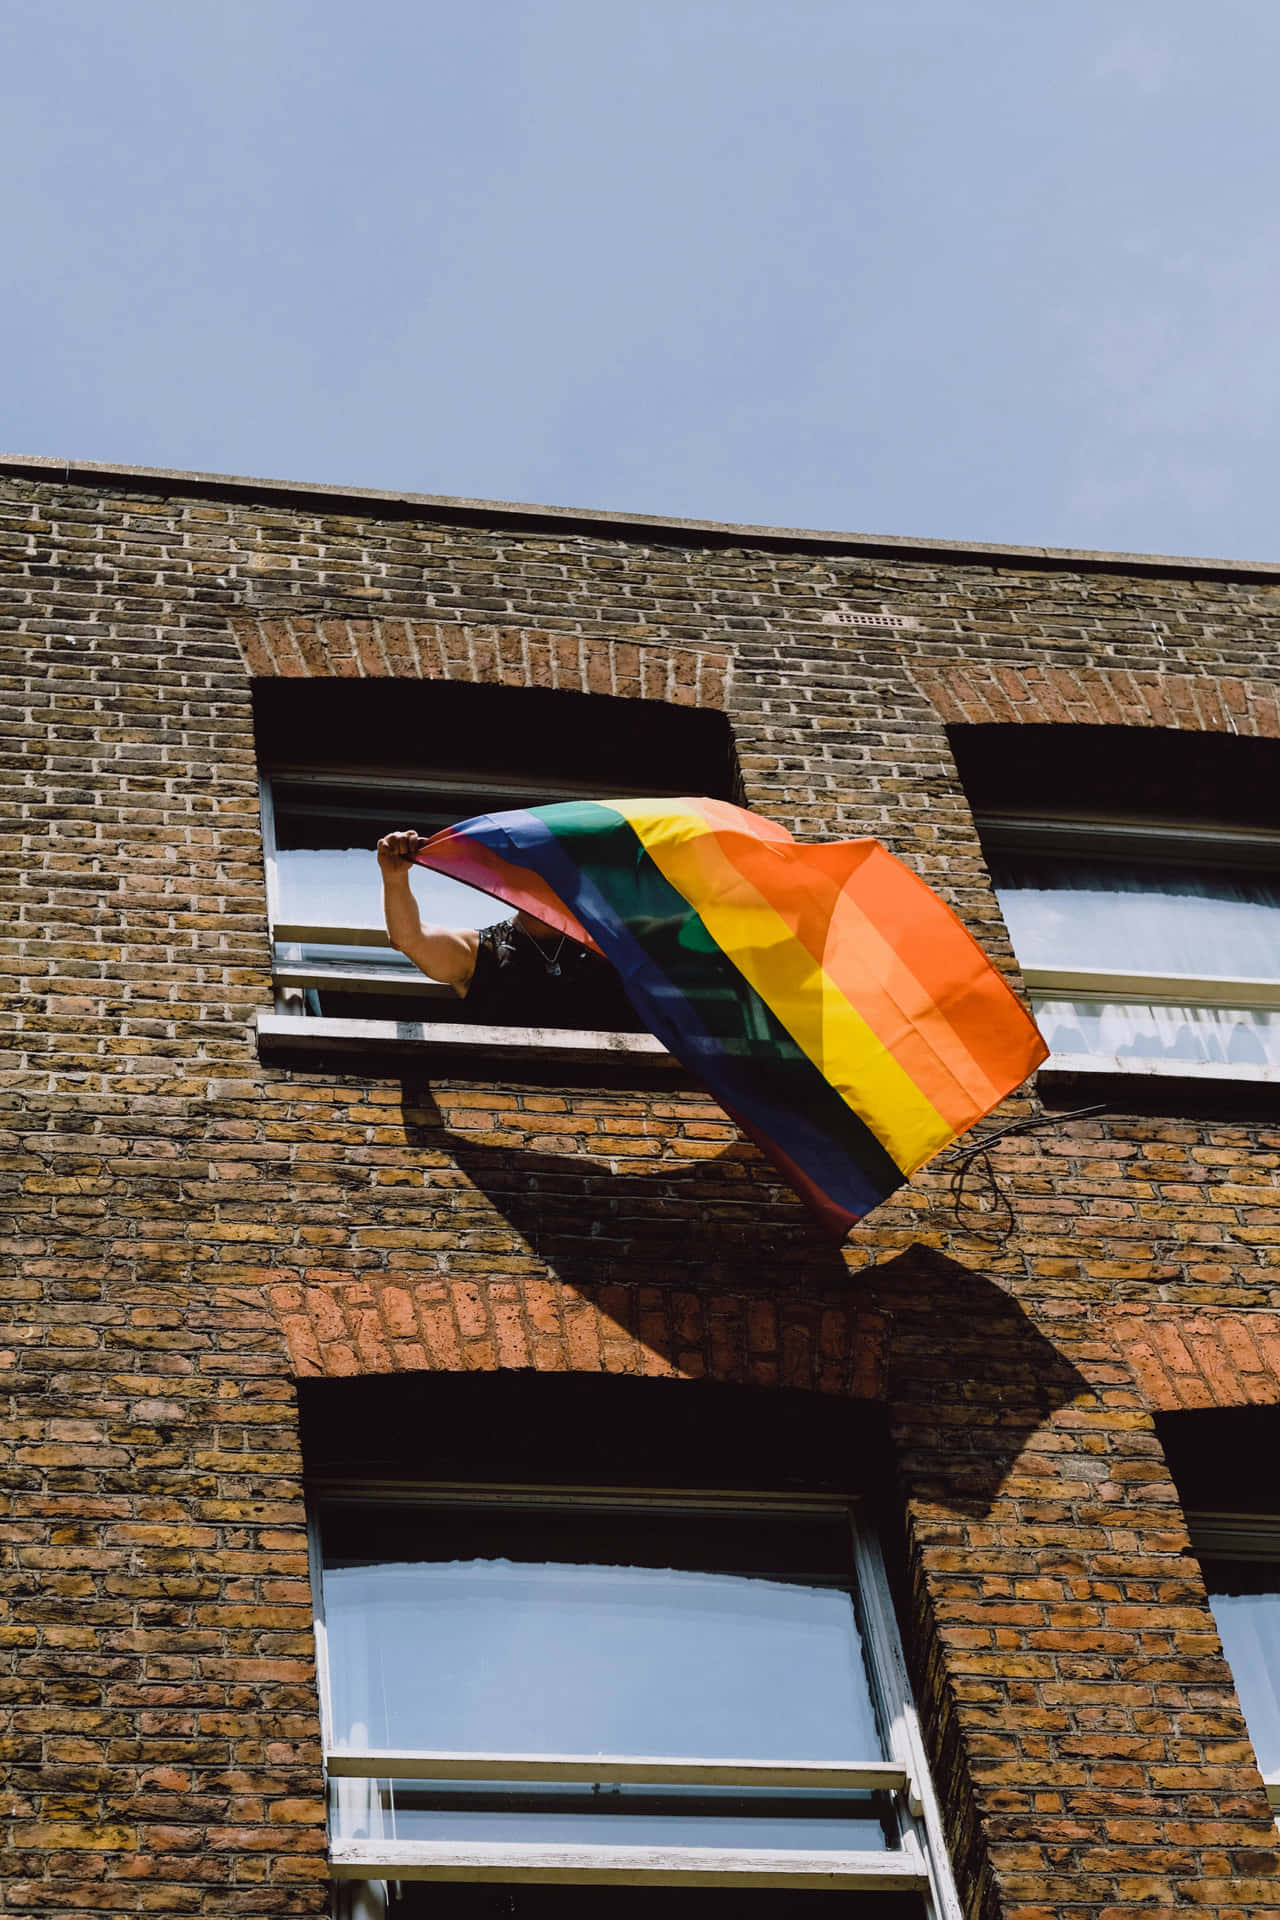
[415,797,1048,1237]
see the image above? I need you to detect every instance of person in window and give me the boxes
[377,829,639,1030]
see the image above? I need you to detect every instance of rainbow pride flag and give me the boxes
[415,797,1047,1236]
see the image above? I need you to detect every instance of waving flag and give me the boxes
[415,797,1047,1236]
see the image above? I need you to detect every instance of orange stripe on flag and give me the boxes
[682,808,1043,1130]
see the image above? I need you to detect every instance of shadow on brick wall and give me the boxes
[399,1080,852,1295]
[399,1087,1089,1514]
[875,1245,1091,1515]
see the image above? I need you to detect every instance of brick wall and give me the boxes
[4,464,1280,1916]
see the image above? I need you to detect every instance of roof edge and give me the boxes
[3,450,1279,581]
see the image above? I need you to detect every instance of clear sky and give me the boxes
[3,0,1277,558]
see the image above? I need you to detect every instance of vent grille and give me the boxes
[822,610,918,630]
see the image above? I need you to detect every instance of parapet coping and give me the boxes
[3,450,1279,582]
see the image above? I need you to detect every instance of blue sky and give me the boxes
[3,0,1277,557]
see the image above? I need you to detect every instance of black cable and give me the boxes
[939,1103,1109,1245]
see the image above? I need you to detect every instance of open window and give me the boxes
[253,679,742,1052]
[303,1374,960,1919]
[952,726,1280,1083]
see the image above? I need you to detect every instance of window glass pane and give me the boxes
[271,785,507,934]
[387,1879,929,1917]
[277,941,428,979]
[1032,999,1280,1070]
[992,857,1280,979]
[276,845,492,935]
[1205,1564,1280,1778]
[334,1781,893,1852]
[319,1503,883,1764]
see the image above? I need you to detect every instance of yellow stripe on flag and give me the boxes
[614,800,955,1173]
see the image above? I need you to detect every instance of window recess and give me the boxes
[252,677,743,1053]
[978,813,1280,1083]
[310,1489,959,1917]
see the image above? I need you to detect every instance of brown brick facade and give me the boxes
[4,462,1280,1917]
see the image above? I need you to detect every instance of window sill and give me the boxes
[256,1011,675,1067]
[329,1837,929,1890]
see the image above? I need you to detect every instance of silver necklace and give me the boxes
[519,924,569,977]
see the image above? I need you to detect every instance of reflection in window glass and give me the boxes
[366,1783,892,1852]
[271,784,506,934]
[387,1886,926,1918]
[319,1502,882,1765]
[277,845,493,936]
[992,858,1280,980]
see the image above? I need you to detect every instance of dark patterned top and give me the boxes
[462,919,640,1032]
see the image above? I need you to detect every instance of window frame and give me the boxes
[307,1481,962,1915]
[979,812,1280,1084]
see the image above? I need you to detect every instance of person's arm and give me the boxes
[377,831,479,994]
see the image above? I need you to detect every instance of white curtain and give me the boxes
[995,860,1280,980]
[319,1554,889,1854]
[324,1592,388,1874]
[1209,1588,1280,1778]
[1033,998,1280,1070]
[322,1558,880,1762]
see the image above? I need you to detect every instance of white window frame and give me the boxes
[980,813,1280,1084]
[1186,1510,1280,1820]
[257,766,677,1062]
[308,1483,962,1916]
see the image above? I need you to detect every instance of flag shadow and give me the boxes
[398,1083,1089,1518]
[870,1243,1091,1515]
[399,1079,853,1295]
